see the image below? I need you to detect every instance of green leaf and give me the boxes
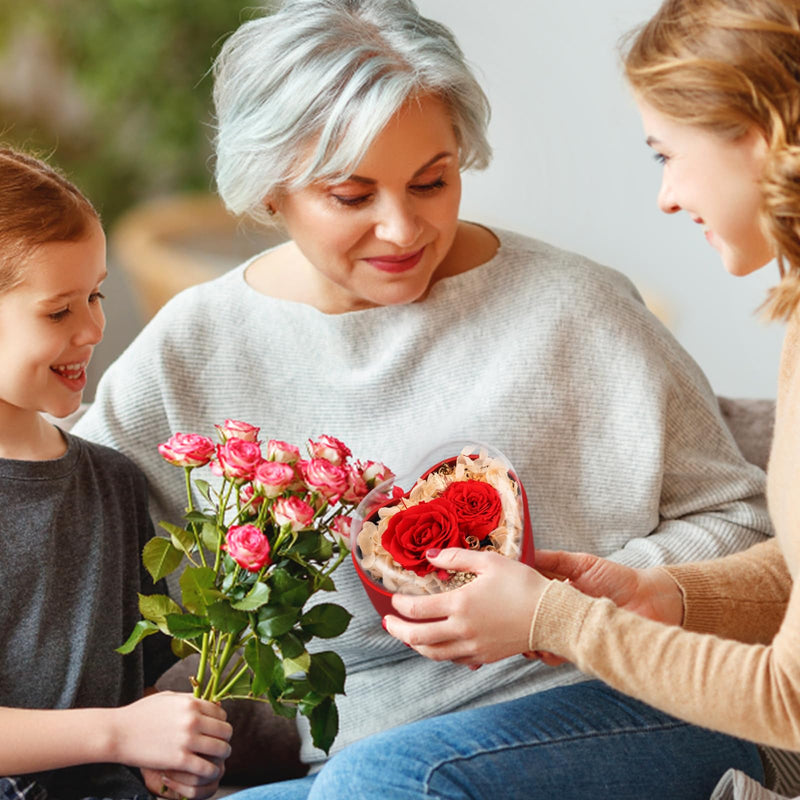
[268,696,299,719]
[298,689,327,716]
[143,535,184,582]
[139,593,183,634]
[244,638,277,696]
[180,566,220,614]
[201,522,220,552]
[171,638,197,660]
[277,631,306,659]
[300,603,352,639]
[116,619,159,654]
[308,651,346,696]
[159,521,195,554]
[166,612,210,640]
[256,605,299,640]
[283,651,311,677]
[232,581,271,611]
[308,697,339,755]
[206,599,248,635]
[271,567,312,607]
[185,510,216,526]
[193,478,212,503]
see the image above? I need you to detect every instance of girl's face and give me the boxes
[273,93,463,313]
[0,219,107,421]
[636,99,774,276]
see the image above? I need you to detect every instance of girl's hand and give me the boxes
[111,692,232,787]
[385,548,550,665]
[141,758,226,800]
[534,549,684,626]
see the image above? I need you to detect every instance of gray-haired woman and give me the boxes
[76,1,771,797]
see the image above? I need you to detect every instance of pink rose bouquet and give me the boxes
[119,421,392,754]
[351,442,534,618]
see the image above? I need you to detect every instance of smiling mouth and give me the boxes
[364,247,425,273]
[51,362,88,381]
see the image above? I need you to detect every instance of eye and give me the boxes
[49,307,70,322]
[652,152,669,166]
[410,177,446,194]
[89,291,106,304]
[332,193,373,208]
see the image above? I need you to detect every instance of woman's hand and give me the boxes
[111,691,232,797]
[534,549,684,626]
[384,548,550,666]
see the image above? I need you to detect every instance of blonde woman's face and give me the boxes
[637,99,774,276]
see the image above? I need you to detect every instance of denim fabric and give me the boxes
[228,680,764,800]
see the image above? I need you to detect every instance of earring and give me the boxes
[266,202,276,217]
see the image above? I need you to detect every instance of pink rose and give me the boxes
[213,438,263,482]
[298,458,349,501]
[330,515,353,546]
[158,433,215,468]
[223,524,271,571]
[308,435,352,466]
[272,496,315,531]
[266,439,301,464]
[341,464,369,503]
[253,461,296,498]
[215,419,260,443]
[239,484,265,515]
[358,460,395,488]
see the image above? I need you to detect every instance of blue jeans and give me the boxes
[229,680,763,800]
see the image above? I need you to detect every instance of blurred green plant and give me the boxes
[0,1,254,223]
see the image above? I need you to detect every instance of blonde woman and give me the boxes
[384,0,800,795]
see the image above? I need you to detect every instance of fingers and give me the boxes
[533,549,599,582]
[425,547,509,574]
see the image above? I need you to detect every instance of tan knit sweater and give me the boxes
[532,312,800,750]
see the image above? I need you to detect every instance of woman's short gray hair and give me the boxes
[212,0,492,225]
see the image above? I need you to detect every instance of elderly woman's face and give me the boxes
[274,94,463,312]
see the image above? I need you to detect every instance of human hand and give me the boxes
[384,548,550,666]
[533,549,684,626]
[141,758,226,800]
[111,691,232,794]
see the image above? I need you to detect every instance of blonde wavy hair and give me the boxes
[623,0,800,321]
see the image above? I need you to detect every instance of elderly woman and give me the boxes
[76,0,775,797]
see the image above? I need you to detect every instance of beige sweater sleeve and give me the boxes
[531,545,800,750]
[662,537,790,642]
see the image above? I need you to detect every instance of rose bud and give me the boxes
[158,433,216,468]
[341,464,369,503]
[298,458,349,501]
[330,515,353,547]
[358,460,395,488]
[239,484,265,515]
[381,497,466,577]
[272,496,316,531]
[253,461,296,498]
[223,524,271,571]
[266,439,301,464]
[215,438,263,482]
[215,419,261,443]
[308,434,352,466]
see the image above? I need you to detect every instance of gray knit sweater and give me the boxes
[75,228,771,767]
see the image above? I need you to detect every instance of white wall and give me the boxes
[417,0,784,399]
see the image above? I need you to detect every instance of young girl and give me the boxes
[0,148,232,800]
[382,0,800,789]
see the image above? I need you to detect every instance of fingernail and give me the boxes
[381,617,387,631]
[469,664,482,671]
[426,548,441,558]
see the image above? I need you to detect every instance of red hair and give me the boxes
[0,147,99,294]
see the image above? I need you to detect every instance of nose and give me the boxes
[657,174,680,215]
[373,195,421,247]
[74,303,106,347]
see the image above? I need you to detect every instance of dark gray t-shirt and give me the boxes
[0,431,172,799]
